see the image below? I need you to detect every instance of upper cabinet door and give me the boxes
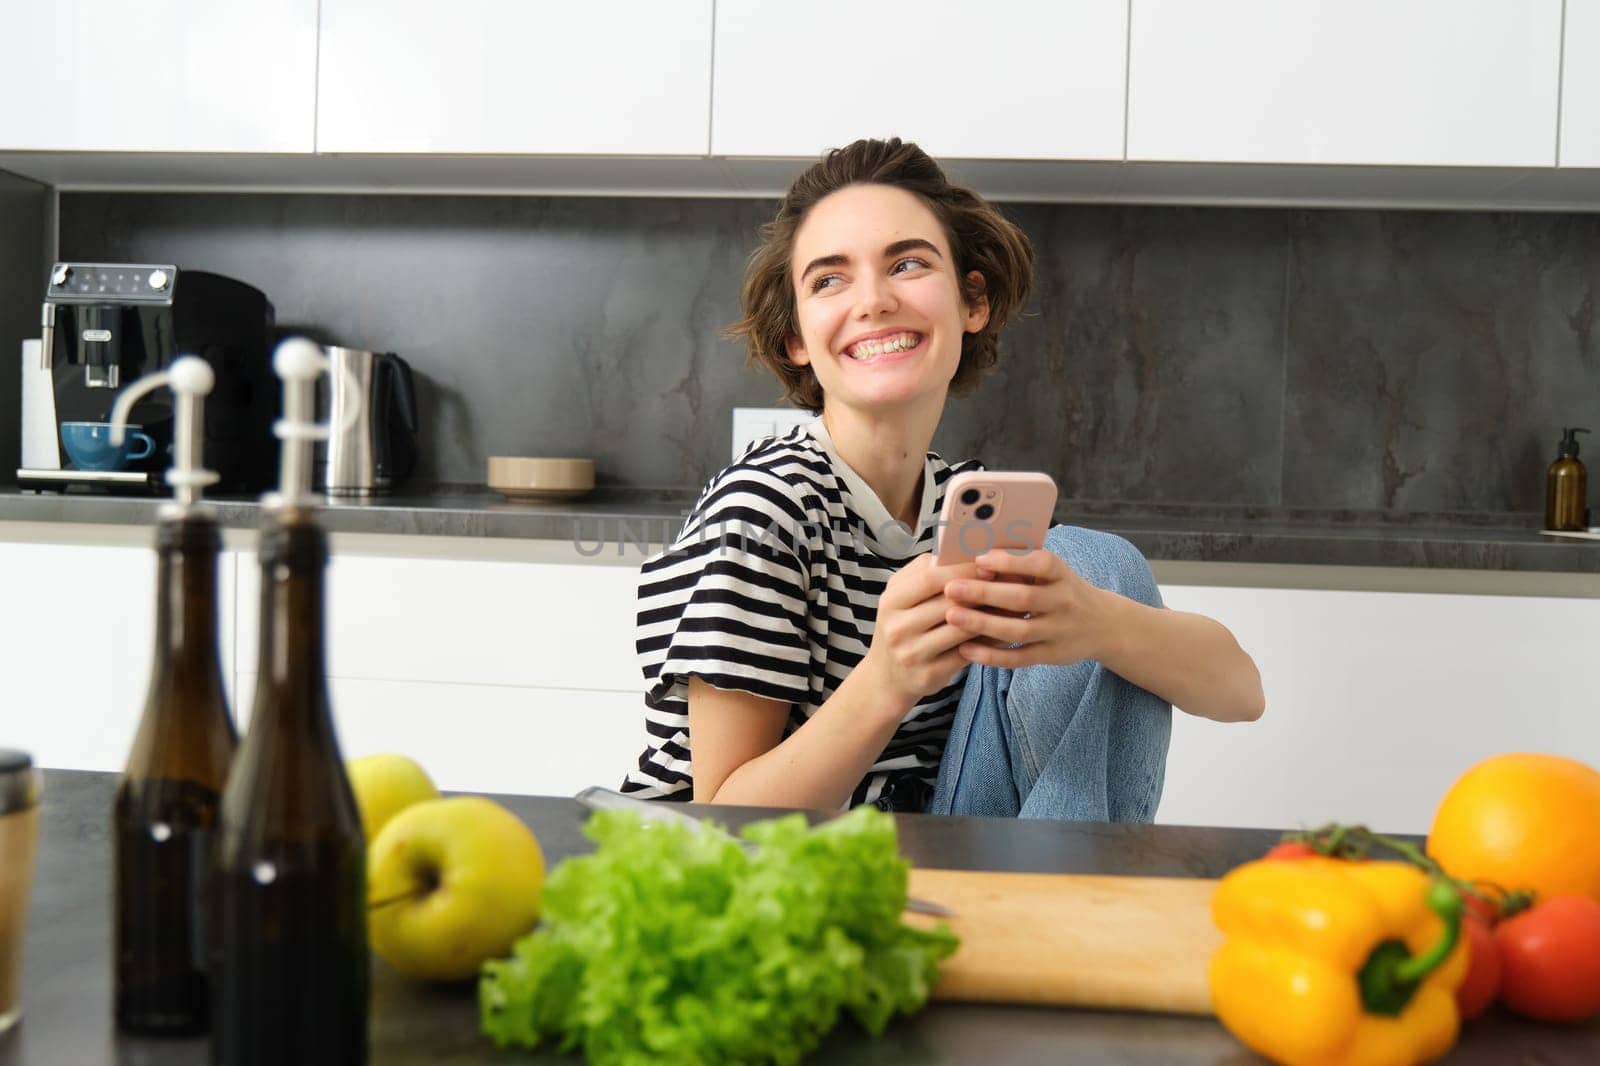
[1127,0,1561,167]
[1561,0,1600,166]
[711,0,1128,160]
[318,1,714,155]
[0,1,317,152]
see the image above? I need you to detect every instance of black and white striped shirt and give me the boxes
[621,420,983,810]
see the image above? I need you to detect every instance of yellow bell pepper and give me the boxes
[1209,857,1469,1066]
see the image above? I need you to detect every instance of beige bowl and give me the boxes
[487,456,595,501]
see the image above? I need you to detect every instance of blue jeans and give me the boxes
[926,526,1172,822]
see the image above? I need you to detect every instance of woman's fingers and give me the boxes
[915,640,972,688]
[925,646,973,688]
[945,576,1039,613]
[959,639,1048,669]
[894,592,968,638]
[973,548,1063,583]
[946,603,1033,646]
[911,618,980,660]
[882,555,981,611]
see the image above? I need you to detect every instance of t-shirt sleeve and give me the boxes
[635,468,813,710]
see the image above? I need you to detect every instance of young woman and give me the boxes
[621,139,1264,817]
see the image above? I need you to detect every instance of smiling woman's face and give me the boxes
[785,183,988,417]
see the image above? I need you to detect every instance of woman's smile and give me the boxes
[841,329,926,363]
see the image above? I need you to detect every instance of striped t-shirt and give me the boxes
[620,420,983,810]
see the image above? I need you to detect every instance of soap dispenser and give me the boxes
[1544,427,1591,532]
[108,357,237,1035]
[214,338,370,1066]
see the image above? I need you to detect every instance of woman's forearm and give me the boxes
[709,665,913,809]
[1095,591,1265,723]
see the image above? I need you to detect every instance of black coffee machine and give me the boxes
[19,262,278,494]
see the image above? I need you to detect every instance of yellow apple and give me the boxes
[346,753,439,842]
[367,796,545,981]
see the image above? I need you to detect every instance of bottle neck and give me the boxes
[254,512,333,734]
[153,517,224,681]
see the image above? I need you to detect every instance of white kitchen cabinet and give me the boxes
[711,0,1128,160]
[232,553,639,694]
[0,1,316,153]
[1156,584,1600,834]
[1127,0,1561,167]
[11,532,1599,829]
[1,541,239,772]
[233,674,643,798]
[1560,0,1600,166]
[229,550,646,798]
[316,0,714,155]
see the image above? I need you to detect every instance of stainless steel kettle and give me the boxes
[322,347,418,496]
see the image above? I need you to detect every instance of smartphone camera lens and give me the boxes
[975,503,995,521]
[960,488,981,506]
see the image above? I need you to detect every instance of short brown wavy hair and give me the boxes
[727,138,1034,414]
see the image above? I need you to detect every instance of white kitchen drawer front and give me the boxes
[232,675,645,798]
[1155,584,1600,834]
[0,0,316,152]
[3,542,239,771]
[317,0,714,154]
[711,0,1128,160]
[1127,0,1561,167]
[1561,0,1600,166]
[233,554,641,693]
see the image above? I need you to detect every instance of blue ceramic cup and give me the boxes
[60,422,156,472]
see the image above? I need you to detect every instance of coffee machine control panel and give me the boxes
[46,263,177,304]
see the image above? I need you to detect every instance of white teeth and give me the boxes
[846,332,920,361]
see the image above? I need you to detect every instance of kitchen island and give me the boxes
[3,771,1597,1065]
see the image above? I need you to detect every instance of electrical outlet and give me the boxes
[732,407,813,461]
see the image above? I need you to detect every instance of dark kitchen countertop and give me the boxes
[4,770,1597,1065]
[1,486,1597,573]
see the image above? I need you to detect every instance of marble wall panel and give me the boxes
[1284,210,1600,512]
[56,192,1600,514]
[934,205,1287,506]
[58,194,783,491]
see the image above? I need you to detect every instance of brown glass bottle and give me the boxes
[1544,427,1591,532]
[214,509,368,1066]
[114,514,237,1035]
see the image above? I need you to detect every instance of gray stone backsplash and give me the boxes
[54,193,1600,515]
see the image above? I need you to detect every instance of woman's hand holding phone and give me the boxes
[942,548,1116,668]
[861,554,985,710]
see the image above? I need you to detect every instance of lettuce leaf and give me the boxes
[479,806,958,1065]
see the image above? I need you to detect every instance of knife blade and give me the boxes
[573,785,956,918]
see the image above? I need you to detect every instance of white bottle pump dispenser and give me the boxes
[109,356,219,513]
[265,338,362,508]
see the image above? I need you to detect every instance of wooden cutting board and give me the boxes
[904,868,1222,1016]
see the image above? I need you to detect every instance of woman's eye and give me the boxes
[891,257,930,275]
[810,274,842,293]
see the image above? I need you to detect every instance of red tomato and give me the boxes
[1263,841,1318,861]
[1455,912,1501,1022]
[1494,896,1600,1023]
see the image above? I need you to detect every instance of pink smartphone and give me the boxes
[933,471,1058,565]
